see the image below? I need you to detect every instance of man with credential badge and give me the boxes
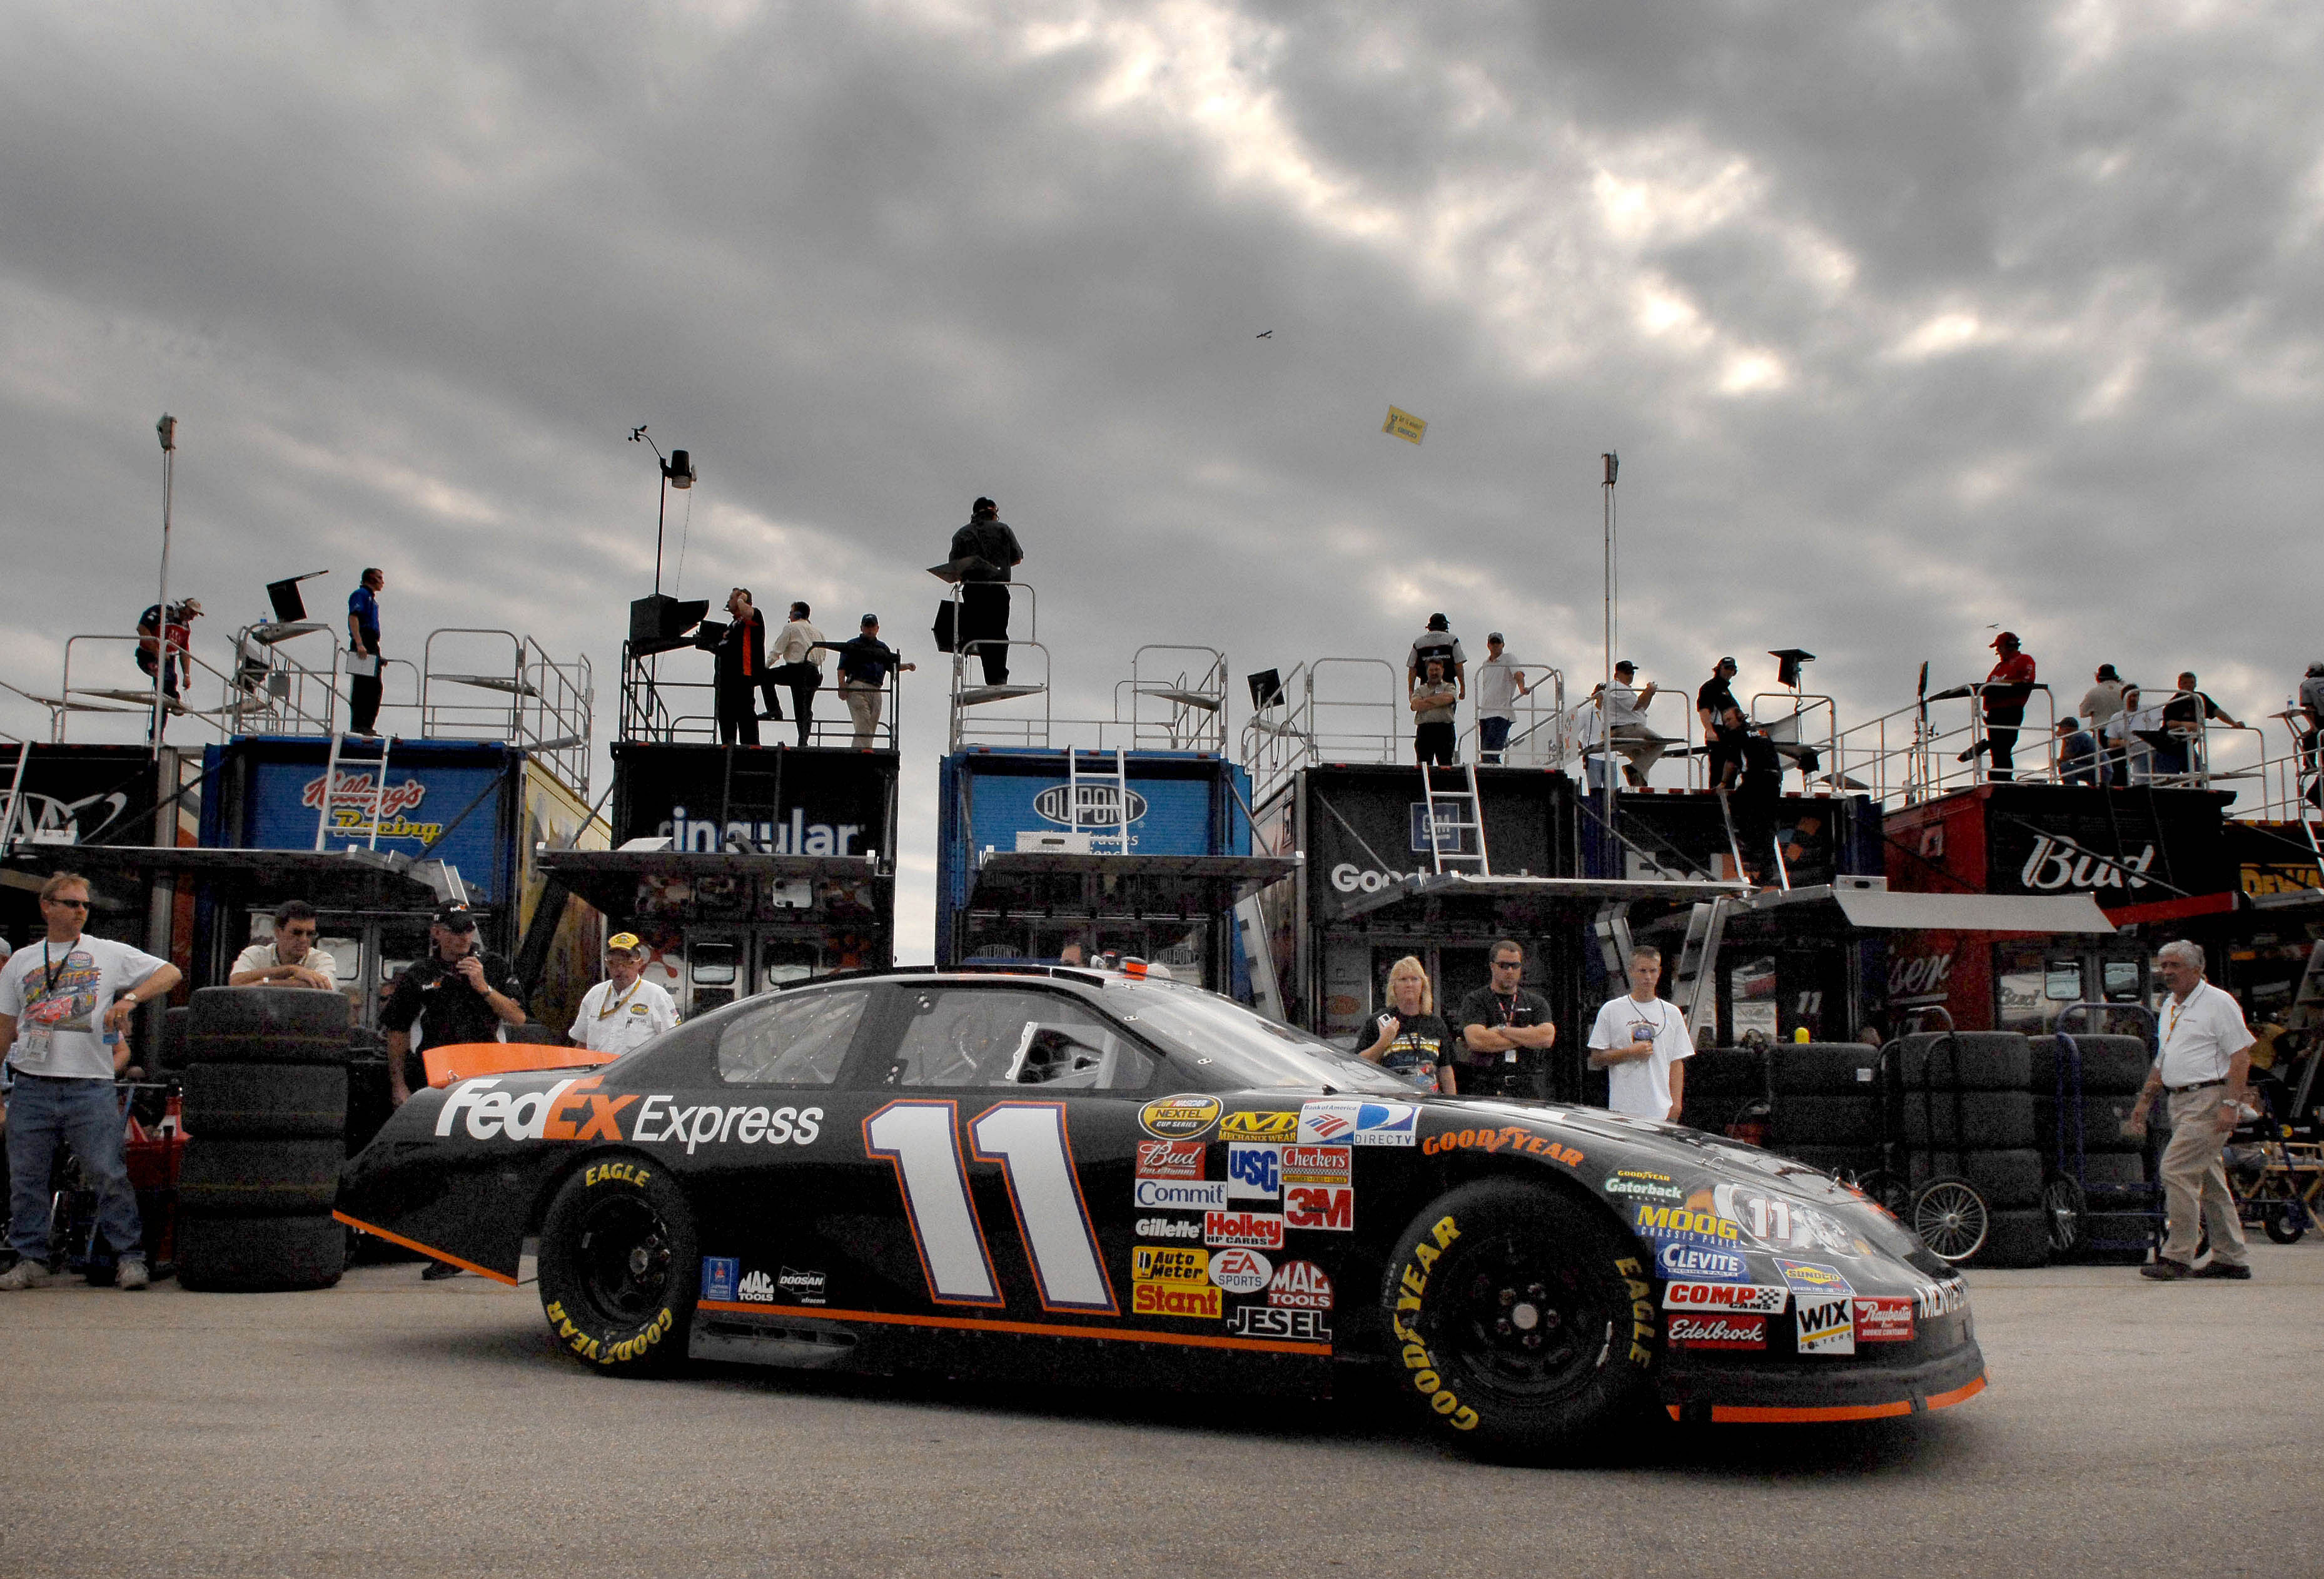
[2125,940,2255,1281]
[1456,939,1556,1098]
[1587,944,1692,1122]
[571,933,679,1056]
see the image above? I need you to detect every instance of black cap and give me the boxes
[861,613,878,627]
[1427,613,1450,631]
[973,496,995,513]
[1717,655,1737,669]
[432,902,477,932]
[1614,659,1635,673]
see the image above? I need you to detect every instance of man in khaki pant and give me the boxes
[2125,940,2254,1280]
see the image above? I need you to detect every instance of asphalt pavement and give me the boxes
[1,1242,2316,1579]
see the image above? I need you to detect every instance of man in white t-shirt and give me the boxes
[1590,659,1670,788]
[1472,633,1532,764]
[228,898,339,991]
[570,933,679,1056]
[1587,944,1691,1122]
[0,872,181,1291]
[2125,940,2254,1279]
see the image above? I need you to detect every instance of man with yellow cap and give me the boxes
[570,933,679,1055]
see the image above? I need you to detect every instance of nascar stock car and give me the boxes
[338,967,1984,1455]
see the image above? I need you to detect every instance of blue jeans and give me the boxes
[5,1072,143,1263]
[1478,716,1512,762]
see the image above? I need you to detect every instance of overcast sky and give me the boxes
[4,1,2319,958]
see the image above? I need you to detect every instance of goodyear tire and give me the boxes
[1767,1043,1881,1095]
[1968,1207,2051,1269]
[537,1155,697,1377]
[183,1064,348,1139]
[1899,1032,2032,1091]
[159,1005,191,1074]
[1379,1179,1651,1459]
[185,986,349,1067]
[2029,1034,2152,1095]
[176,1138,344,1215]
[1907,1147,2043,1208]
[1766,1094,1884,1148]
[176,1213,348,1292]
[2034,1094,2147,1154]
[1902,1090,2036,1149]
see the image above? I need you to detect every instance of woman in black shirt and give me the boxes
[1361,955,1455,1093]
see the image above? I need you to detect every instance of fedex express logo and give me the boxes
[435,1078,822,1153]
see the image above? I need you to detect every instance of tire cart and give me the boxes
[2225,1087,2324,1246]
[1891,1008,2053,1267]
[2038,1002,2163,1261]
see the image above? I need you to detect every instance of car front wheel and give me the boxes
[537,1155,697,1376]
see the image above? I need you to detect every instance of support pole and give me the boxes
[151,414,178,758]
[1600,450,1619,865]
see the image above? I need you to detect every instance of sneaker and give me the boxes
[2193,1261,2251,1280]
[422,1260,466,1281]
[2140,1258,2194,1281]
[0,1259,46,1292]
[116,1259,150,1291]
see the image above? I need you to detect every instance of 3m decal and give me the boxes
[1226,1306,1331,1343]
[1227,1144,1281,1199]
[1283,1184,1353,1232]
[1278,1145,1350,1184]
[1633,1204,1744,1249]
[1604,1169,1681,1202]
[865,1099,1116,1314]
[1219,1110,1300,1143]
[1667,1313,1767,1349]
[1136,1139,1206,1179]
[1268,1259,1334,1310]
[1134,1215,1202,1241]
[1655,1242,1749,1282]
[1299,1099,1417,1147]
[1420,1125,1583,1164]
[1774,1258,1855,1297]
[1853,1296,1914,1343]
[1204,1210,1286,1249]
[701,1256,739,1302]
[1135,1179,1230,1211]
[1663,1281,1787,1314]
[1208,1247,1273,1294]
[1131,1244,1210,1284]
[776,1267,825,1306]
[1131,1282,1222,1319]
[1796,1295,1855,1356]
[1140,1094,1223,1140]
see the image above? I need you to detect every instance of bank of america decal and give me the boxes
[1034,784,1148,829]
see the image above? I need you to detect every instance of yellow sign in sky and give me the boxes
[1382,406,1427,445]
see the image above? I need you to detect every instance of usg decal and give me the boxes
[1135,1179,1228,1211]
[1795,1295,1856,1356]
[1140,1094,1222,1140]
[1663,1281,1787,1314]
[1299,1099,1417,1147]
[1034,782,1149,830]
[1227,1144,1281,1199]
[700,1256,739,1302]
[1208,1247,1273,1294]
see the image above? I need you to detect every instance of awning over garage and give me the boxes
[967,851,1300,919]
[1734,885,2117,935]
[535,847,884,916]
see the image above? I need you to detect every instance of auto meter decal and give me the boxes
[1795,1296,1856,1355]
[1131,1245,1221,1319]
[1298,1099,1417,1147]
[1662,1281,1787,1314]
[1775,1258,1855,1297]
[1268,1259,1333,1310]
[1136,1139,1206,1179]
[1140,1094,1222,1140]
[1666,1313,1767,1349]
[1853,1296,1915,1343]
[1227,1144,1281,1199]
[1707,1182,1856,1256]
[1207,1247,1273,1294]
[1655,1242,1750,1282]
[1219,1109,1300,1143]
[1132,1244,1210,1284]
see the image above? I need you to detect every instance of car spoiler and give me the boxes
[422,1040,619,1089]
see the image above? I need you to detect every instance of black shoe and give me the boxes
[2140,1258,2193,1281]
[422,1261,466,1281]
[1956,741,1993,763]
[2193,1261,2251,1280]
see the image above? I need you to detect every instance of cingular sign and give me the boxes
[657,805,866,856]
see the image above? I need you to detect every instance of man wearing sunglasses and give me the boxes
[1455,940,1557,1098]
[228,899,339,992]
[0,873,181,1291]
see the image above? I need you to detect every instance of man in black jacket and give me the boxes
[949,497,1024,686]
[713,587,777,746]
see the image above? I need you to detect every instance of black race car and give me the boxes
[338,967,1984,1455]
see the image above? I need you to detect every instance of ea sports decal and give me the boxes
[1227,1144,1281,1199]
[1298,1099,1417,1146]
[1139,1094,1222,1140]
[1795,1295,1855,1356]
[1207,1247,1273,1294]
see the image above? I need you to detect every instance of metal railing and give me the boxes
[418,629,595,794]
[1241,657,1403,805]
[619,637,904,753]
[1827,681,2059,803]
[1459,666,1567,768]
[943,584,1226,755]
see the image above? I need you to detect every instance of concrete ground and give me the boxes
[1,1242,2317,1579]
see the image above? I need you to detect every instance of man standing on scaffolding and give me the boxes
[949,497,1023,686]
[134,597,201,743]
[1961,631,2035,781]
[346,567,386,739]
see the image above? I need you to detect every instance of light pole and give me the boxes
[627,426,695,595]
[1600,449,1619,846]
[151,414,178,757]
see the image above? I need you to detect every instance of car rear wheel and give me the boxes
[537,1157,697,1376]
[1380,1178,1652,1459]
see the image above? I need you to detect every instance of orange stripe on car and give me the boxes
[333,1211,519,1286]
[697,1299,1331,1356]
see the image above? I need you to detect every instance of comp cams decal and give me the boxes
[1300,1099,1417,1146]
[1420,1125,1584,1165]
[437,1078,822,1154]
[1140,1094,1222,1140]
[1662,1281,1787,1314]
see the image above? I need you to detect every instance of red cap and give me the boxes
[1990,631,2019,648]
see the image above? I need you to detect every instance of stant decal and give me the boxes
[1131,1244,1210,1284]
[1775,1258,1856,1297]
[1655,1243,1749,1282]
[1136,1139,1206,1179]
[1208,1247,1274,1294]
[1299,1099,1418,1147]
[1666,1313,1767,1349]
[1226,1306,1331,1343]
[1795,1295,1856,1356]
[1219,1110,1300,1142]
[1227,1144,1281,1199]
[1134,1179,1229,1212]
[1854,1296,1915,1343]
[1140,1094,1223,1140]
[1284,1184,1353,1232]
[701,1256,739,1302]
[1268,1259,1334,1311]
[1131,1283,1221,1319]
[1204,1210,1286,1249]
[1662,1281,1787,1314]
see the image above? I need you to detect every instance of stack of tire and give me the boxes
[176,987,350,1291]
[1678,1045,1769,1140]
[1764,1042,1887,1180]
[1899,1032,2048,1267]
[2031,1033,2156,1262]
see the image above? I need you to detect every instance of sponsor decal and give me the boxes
[1134,1179,1230,1212]
[1916,1277,1969,1320]
[457,1081,819,1153]
[735,1270,775,1303]
[654,805,864,857]
[1667,1313,1768,1349]
[1299,1099,1418,1147]
[1420,1125,1583,1165]
[1710,1184,1856,1256]
[1132,1282,1222,1319]
[1663,1281,1787,1314]
[1136,1139,1206,1179]
[1268,1259,1334,1311]
[1633,1204,1745,1249]
[701,1256,739,1302]
[1796,1295,1856,1356]
[1034,781,1149,830]
[1220,1109,1301,1143]
[1854,1296,1914,1344]
[1278,1145,1350,1185]
[1208,1247,1273,1294]
[1775,1258,1855,1297]
[1283,1184,1353,1232]
[1139,1094,1223,1140]
[1604,1169,1682,1202]
[1227,1144,1281,1199]
[776,1267,825,1306]
[1134,1215,1202,1241]
[2019,833,2155,894]
[1204,1210,1286,1249]
[1655,1242,1749,1282]
[1226,1306,1332,1343]
[1131,1244,1210,1285]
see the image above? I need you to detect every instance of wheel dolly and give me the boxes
[2043,1002,2163,1261]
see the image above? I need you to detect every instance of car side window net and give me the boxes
[890,988,1156,1090]
[717,987,871,1085]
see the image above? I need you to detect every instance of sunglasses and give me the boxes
[47,897,91,909]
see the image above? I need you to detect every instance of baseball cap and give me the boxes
[861,614,878,628]
[605,932,643,955]
[1991,631,2019,647]
[1487,631,1505,643]
[2057,717,2080,731]
[1717,655,1737,668]
[1427,613,1450,631]
[1614,659,1635,673]
[973,496,995,512]
[432,901,477,932]
[175,598,204,618]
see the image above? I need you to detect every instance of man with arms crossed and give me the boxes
[228,899,338,990]
[1588,945,1690,1123]
[1456,940,1557,1098]
[570,933,679,1056]
[0,873,181,1290]
[2126,940,2253,1280]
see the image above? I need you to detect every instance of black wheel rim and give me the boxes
[1914,1181,1988,1262]
[1421,1229,1610,1404]
[571,1194,675,1325]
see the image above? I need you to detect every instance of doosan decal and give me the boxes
[1135,1179,1230,1212]
[1204,1210,1286,1249]
[1298,1099,1417,1147]
[1226,1306,1331,1343]
[777,1267,826,1306]
[1136,1140,1206,1179]
[1227,1144,1281,1199]
[1665,1313,1767,1349]
[1663,1281,1787,1314]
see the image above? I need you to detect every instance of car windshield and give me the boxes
[1101,981,1413,1094]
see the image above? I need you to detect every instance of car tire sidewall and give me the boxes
[537,1154,697,1376]
[1380,1177,1653,1458]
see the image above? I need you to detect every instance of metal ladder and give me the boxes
[0,739,29,856]
[1668,897,1732,1045]
[1711,789,1750,884]
[1068,748,1132,853]
[313,731,395,852]
[1419,763,1491,875]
